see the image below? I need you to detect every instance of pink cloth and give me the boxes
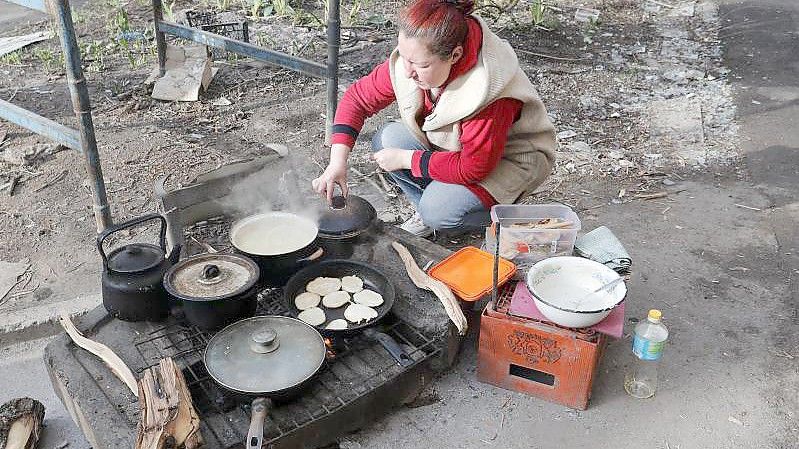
[508,282,625,339]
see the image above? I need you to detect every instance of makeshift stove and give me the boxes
[477,282,611,410]
[44,155,459,449]
[133,287,444,448]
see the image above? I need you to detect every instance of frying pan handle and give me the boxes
[246,397,272,449]
[368,330,414,367]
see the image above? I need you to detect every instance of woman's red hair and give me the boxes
[399,0,475,59]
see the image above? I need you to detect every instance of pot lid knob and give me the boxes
[199,264,223,285]
[250,328,279,354]
[330,195,346,210]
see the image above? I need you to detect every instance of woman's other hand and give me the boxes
[312,144,350,203]
[372,148,414,172]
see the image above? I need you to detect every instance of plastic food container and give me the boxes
[428,246,516,302]
[485,204,581,277]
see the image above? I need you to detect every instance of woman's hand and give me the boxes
[312,161,348,203]
[372,148,414,172]
[312,144,350,203]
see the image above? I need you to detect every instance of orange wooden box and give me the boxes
[477,296,607,410]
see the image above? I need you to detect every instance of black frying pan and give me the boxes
[203,316,327,449]
[283,260,413,366]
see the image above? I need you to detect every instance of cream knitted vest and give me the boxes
[388,16,556,204]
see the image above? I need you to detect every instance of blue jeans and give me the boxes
[371,122,490,232]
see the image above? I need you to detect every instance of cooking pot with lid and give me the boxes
[97,213,180,322]
[316,194,377,259]
[164,253,260,330]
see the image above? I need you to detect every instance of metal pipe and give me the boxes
[325,0,340,145]
[0,99,82,151]
[157,20,328,78]
[4,0,47,12]
[47,0,112,232]
[152,0,167,76]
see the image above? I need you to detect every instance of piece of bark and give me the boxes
[0,397,45,449]
[391,242,468,335]
[135,358,203,449]
[58,314,139,397]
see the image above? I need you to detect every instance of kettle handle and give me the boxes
[97,213,168,272]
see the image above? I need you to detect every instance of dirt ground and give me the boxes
[0,0,736,313]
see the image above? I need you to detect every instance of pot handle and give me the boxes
[96,213,168,273]
[246,397,272,449]
[296,247,324,267]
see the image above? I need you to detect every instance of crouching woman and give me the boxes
[312,0,556,237]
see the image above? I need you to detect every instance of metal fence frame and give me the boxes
[1,0,342,232]
[1,0,112,232]
[151,0,340,142]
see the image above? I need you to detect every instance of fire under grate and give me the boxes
[133,288,446,448]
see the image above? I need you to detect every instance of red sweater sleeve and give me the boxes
[331,59,396,147]
[411,98,523,183]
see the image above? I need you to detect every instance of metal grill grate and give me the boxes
[133,288,445,448]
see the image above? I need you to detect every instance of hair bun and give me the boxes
[441,0,474,15]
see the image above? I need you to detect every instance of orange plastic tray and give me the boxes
[429,246,516,301]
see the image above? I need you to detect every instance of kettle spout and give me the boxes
[167,244,183,265]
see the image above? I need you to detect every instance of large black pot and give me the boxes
[97,213,180,322]
[164,253,260,330]
[229,212,323,287]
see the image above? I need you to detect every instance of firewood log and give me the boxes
[135,358,203,449]
[0,398,45,449]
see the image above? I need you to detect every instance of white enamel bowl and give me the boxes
[525,256,627,328]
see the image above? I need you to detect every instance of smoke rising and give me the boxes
[219,155,325,224]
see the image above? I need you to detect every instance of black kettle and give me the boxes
[97,213,180,322]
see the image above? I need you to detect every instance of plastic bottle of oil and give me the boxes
[624,309,668,399]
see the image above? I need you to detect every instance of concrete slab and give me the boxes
[150,45,214,102]
[0,294,100,347]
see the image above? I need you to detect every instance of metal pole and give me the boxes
[325,0,340,145]
[48,0,112,231]
[157,20,327,78]
[152,0,167,76]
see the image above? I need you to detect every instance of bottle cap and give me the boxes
[648,309,662,321]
